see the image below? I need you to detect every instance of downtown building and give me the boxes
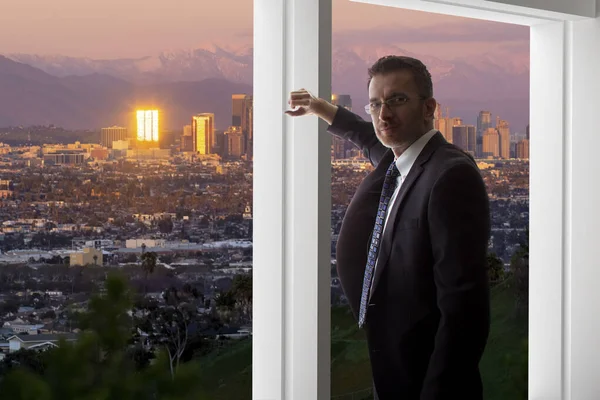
[101,126,128,148]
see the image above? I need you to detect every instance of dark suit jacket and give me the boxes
[328,106,491,400]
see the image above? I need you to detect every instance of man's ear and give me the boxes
[424,97,437,120]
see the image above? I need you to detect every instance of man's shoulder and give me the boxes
[428,143,480,174]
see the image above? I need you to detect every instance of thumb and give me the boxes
[284,109,306,117]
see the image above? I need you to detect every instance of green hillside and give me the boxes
[198,278,528,400]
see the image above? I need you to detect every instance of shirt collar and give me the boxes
[395,129,438,177]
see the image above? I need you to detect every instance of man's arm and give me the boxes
[326,105,389,167]
[421,162,491,400]
[286,89,388,167]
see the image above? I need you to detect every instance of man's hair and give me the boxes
[367,55,433,98]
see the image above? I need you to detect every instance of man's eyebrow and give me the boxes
[369,92,408,102]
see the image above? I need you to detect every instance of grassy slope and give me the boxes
[198,278,527,399]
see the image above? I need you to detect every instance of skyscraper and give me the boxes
[232,94,246,126]
[225,126,244,158]
[517,138,530,159]
[136,110,159,142]
[332,94,352,110]
[452,125,468,152]
[232,94,253,158]
[244,97,253,159]
[434,102,443,121]
[467,125,476,155]
[101,126,127,148]
[450,124,476,155]
[181,124,193,152]
[477,111,492,139]
[331,94,353,159]
[434,105,453,143]
[497,119,511,159]
[482,128,500,158]
[192,114,215,155]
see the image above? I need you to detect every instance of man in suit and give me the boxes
[286,56,491,400]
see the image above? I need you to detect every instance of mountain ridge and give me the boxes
[1,43,529,131]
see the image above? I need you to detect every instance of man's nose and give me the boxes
[378,103,393,120]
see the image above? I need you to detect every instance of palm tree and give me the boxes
[141,252,157,294]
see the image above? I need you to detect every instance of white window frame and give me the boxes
[253,0,599,399]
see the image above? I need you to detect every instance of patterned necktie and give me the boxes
[358,160,400,328]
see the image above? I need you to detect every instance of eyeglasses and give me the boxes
[364,95,427,115]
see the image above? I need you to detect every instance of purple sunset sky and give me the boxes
[0,0,529,63]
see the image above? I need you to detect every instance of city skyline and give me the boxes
[0,1,531,133]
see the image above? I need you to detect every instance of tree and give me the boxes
[135,286,199,379]
[510,229,529,317]
[0,349,47,378]
[231,273,252,321]
[140,251,157,294]
[158,217,174,234]
[0,273,208,399]
[41,310,56,320]
[213,290,237,323]
[486,252,505,285]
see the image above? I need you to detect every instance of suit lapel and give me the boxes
[369,132,447,301]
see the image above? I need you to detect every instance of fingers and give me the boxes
[285,89,313,117]
[290,90,310,98]
[289,92,311,103]
[288,99,311,109]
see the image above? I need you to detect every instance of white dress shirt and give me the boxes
[371,128,438,291]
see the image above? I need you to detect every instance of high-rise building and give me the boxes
[477,111,492,139]
[181,124,193,152]
[192,113,215,155]
[101,126,128,148]
[437,118,452,143]
[452,125,468,152]
[244,97,253,159]
[332,94,352,110]
[214,130,226,157]
[232,94,253,158]
[434,102,443,121]
[136,110,159,142]
[526,124,530,140]
[497,119,511,159]
[451,124,476,155]
[331,94,353,159]
[482,128,500,158]
[467,125,476,155]
[225,126,244,158]
[232,94,246,126]
[433,105,454,143]
[517,139,530,159]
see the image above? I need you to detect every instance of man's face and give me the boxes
[367,70,435,149]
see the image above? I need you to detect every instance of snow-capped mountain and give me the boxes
[6,41,527,87]
[1,41,530,130]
